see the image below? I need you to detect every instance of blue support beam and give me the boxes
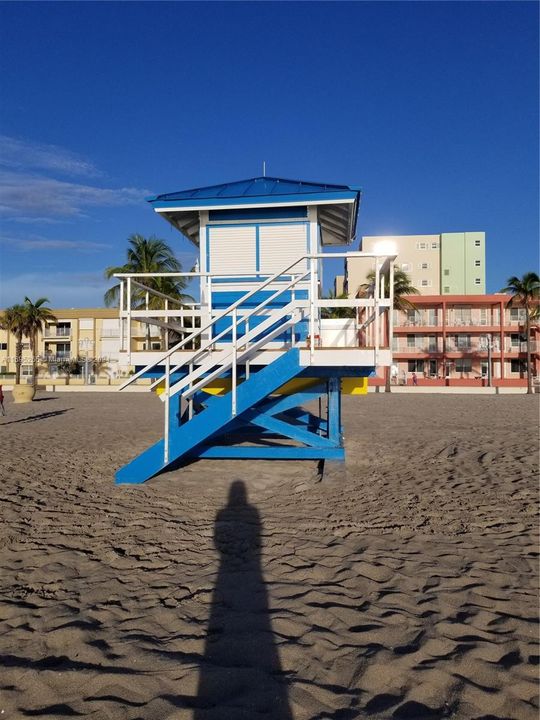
[193,446,345,460]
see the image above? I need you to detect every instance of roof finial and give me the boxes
[262,160,266,177]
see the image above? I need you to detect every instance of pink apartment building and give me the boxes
[372,294,539,387]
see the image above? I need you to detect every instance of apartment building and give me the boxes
[386,294,539,387]
[0,308,162,380]
[345,232,486,296]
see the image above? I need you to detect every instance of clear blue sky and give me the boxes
[0,1,538,307]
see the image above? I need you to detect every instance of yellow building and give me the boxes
[0,308,160,382]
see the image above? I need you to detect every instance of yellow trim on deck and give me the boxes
[156,376,367,396]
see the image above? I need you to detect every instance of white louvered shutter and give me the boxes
[208,226,257,274]
[258,224,308,275]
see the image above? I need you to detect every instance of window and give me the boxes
[408,359,424,373]
[510,359,526,374]
[22,365,33,376]
[419,262,430,270]
[416,242,428,250]
[474,278,481,285]
[443,269,449,276]
[475,239,481,246]
[428,335,437,352]
[475,260,481,267]
[0,342,6,350]
[421,279,432,287]
[481,362,489,377]
[455,334,471,349]
[443,286,450,293]
[510,308,526,322]
[455,359,472,373]
[510,333,520,348]
[407,334,416,348]
[431,242,439,249]
[151,342,161,350]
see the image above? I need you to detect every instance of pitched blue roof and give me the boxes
[149,176,360,203]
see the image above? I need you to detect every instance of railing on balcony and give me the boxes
[114,252,396,364]
[505,340,538,353]
[44,326,71,338]
[445,314,497,327]
[394,313,441,328]
[393,343,442,354]
[44,351,72,361]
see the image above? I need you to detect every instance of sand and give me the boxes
[0,391,538,720]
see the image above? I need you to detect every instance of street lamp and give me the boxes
[79,338,94,385]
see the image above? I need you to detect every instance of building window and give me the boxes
[428,335,437,351]
[475,260,481,267]
[455,359,472,374]
[443,286,450,293]
[416,242,428,250]
[474,278,481,285]
[443,269,449,276]
[475,239,481,246]
[408,359,424,373]
[22,365,33,376]
[151,342,161,350]
[510,359,526,374]
[0,342,7,350]
[407,334,416,348]
[419,262,430,270]
[431,242,439,249]
[509,308,526,322]
[421,279,432,287]
[455,334,471,349]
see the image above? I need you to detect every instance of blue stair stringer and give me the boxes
[115,348,304,484]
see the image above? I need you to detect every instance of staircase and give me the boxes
[116,348,303,484]
[114,251,394,484]
[115,261,314,484]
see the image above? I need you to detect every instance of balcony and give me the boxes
[394,313,440,328]
[505,340,538,353]
[393,343,442,354]
[43,351,72,362]
[445,315,496,327]
[43,326,71,338]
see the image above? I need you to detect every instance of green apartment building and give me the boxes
[440,232,485,294]
[346,232,486,297]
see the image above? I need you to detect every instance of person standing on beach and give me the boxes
[0,385,5,415]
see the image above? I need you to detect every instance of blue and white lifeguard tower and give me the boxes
[114,177,395,484]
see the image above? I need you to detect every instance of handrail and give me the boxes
[148,272,310,391]
[117,258,313,389]
[117,251,395,391]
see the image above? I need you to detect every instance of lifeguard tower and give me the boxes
[114,177,395,484]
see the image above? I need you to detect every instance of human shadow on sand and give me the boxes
[0,409,72,425]
[194,481,292,720]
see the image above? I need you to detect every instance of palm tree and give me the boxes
[57,357,82,386]
[23,297,57,391]
[0,304,28,384]
[501,272,540,394]
[92,358,112,383]
[358,267,419,392]
[320,289,356,319]
[104,234,193,349]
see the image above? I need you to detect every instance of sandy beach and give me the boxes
[0,391,538,720]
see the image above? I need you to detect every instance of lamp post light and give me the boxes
[79,338,94,385]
